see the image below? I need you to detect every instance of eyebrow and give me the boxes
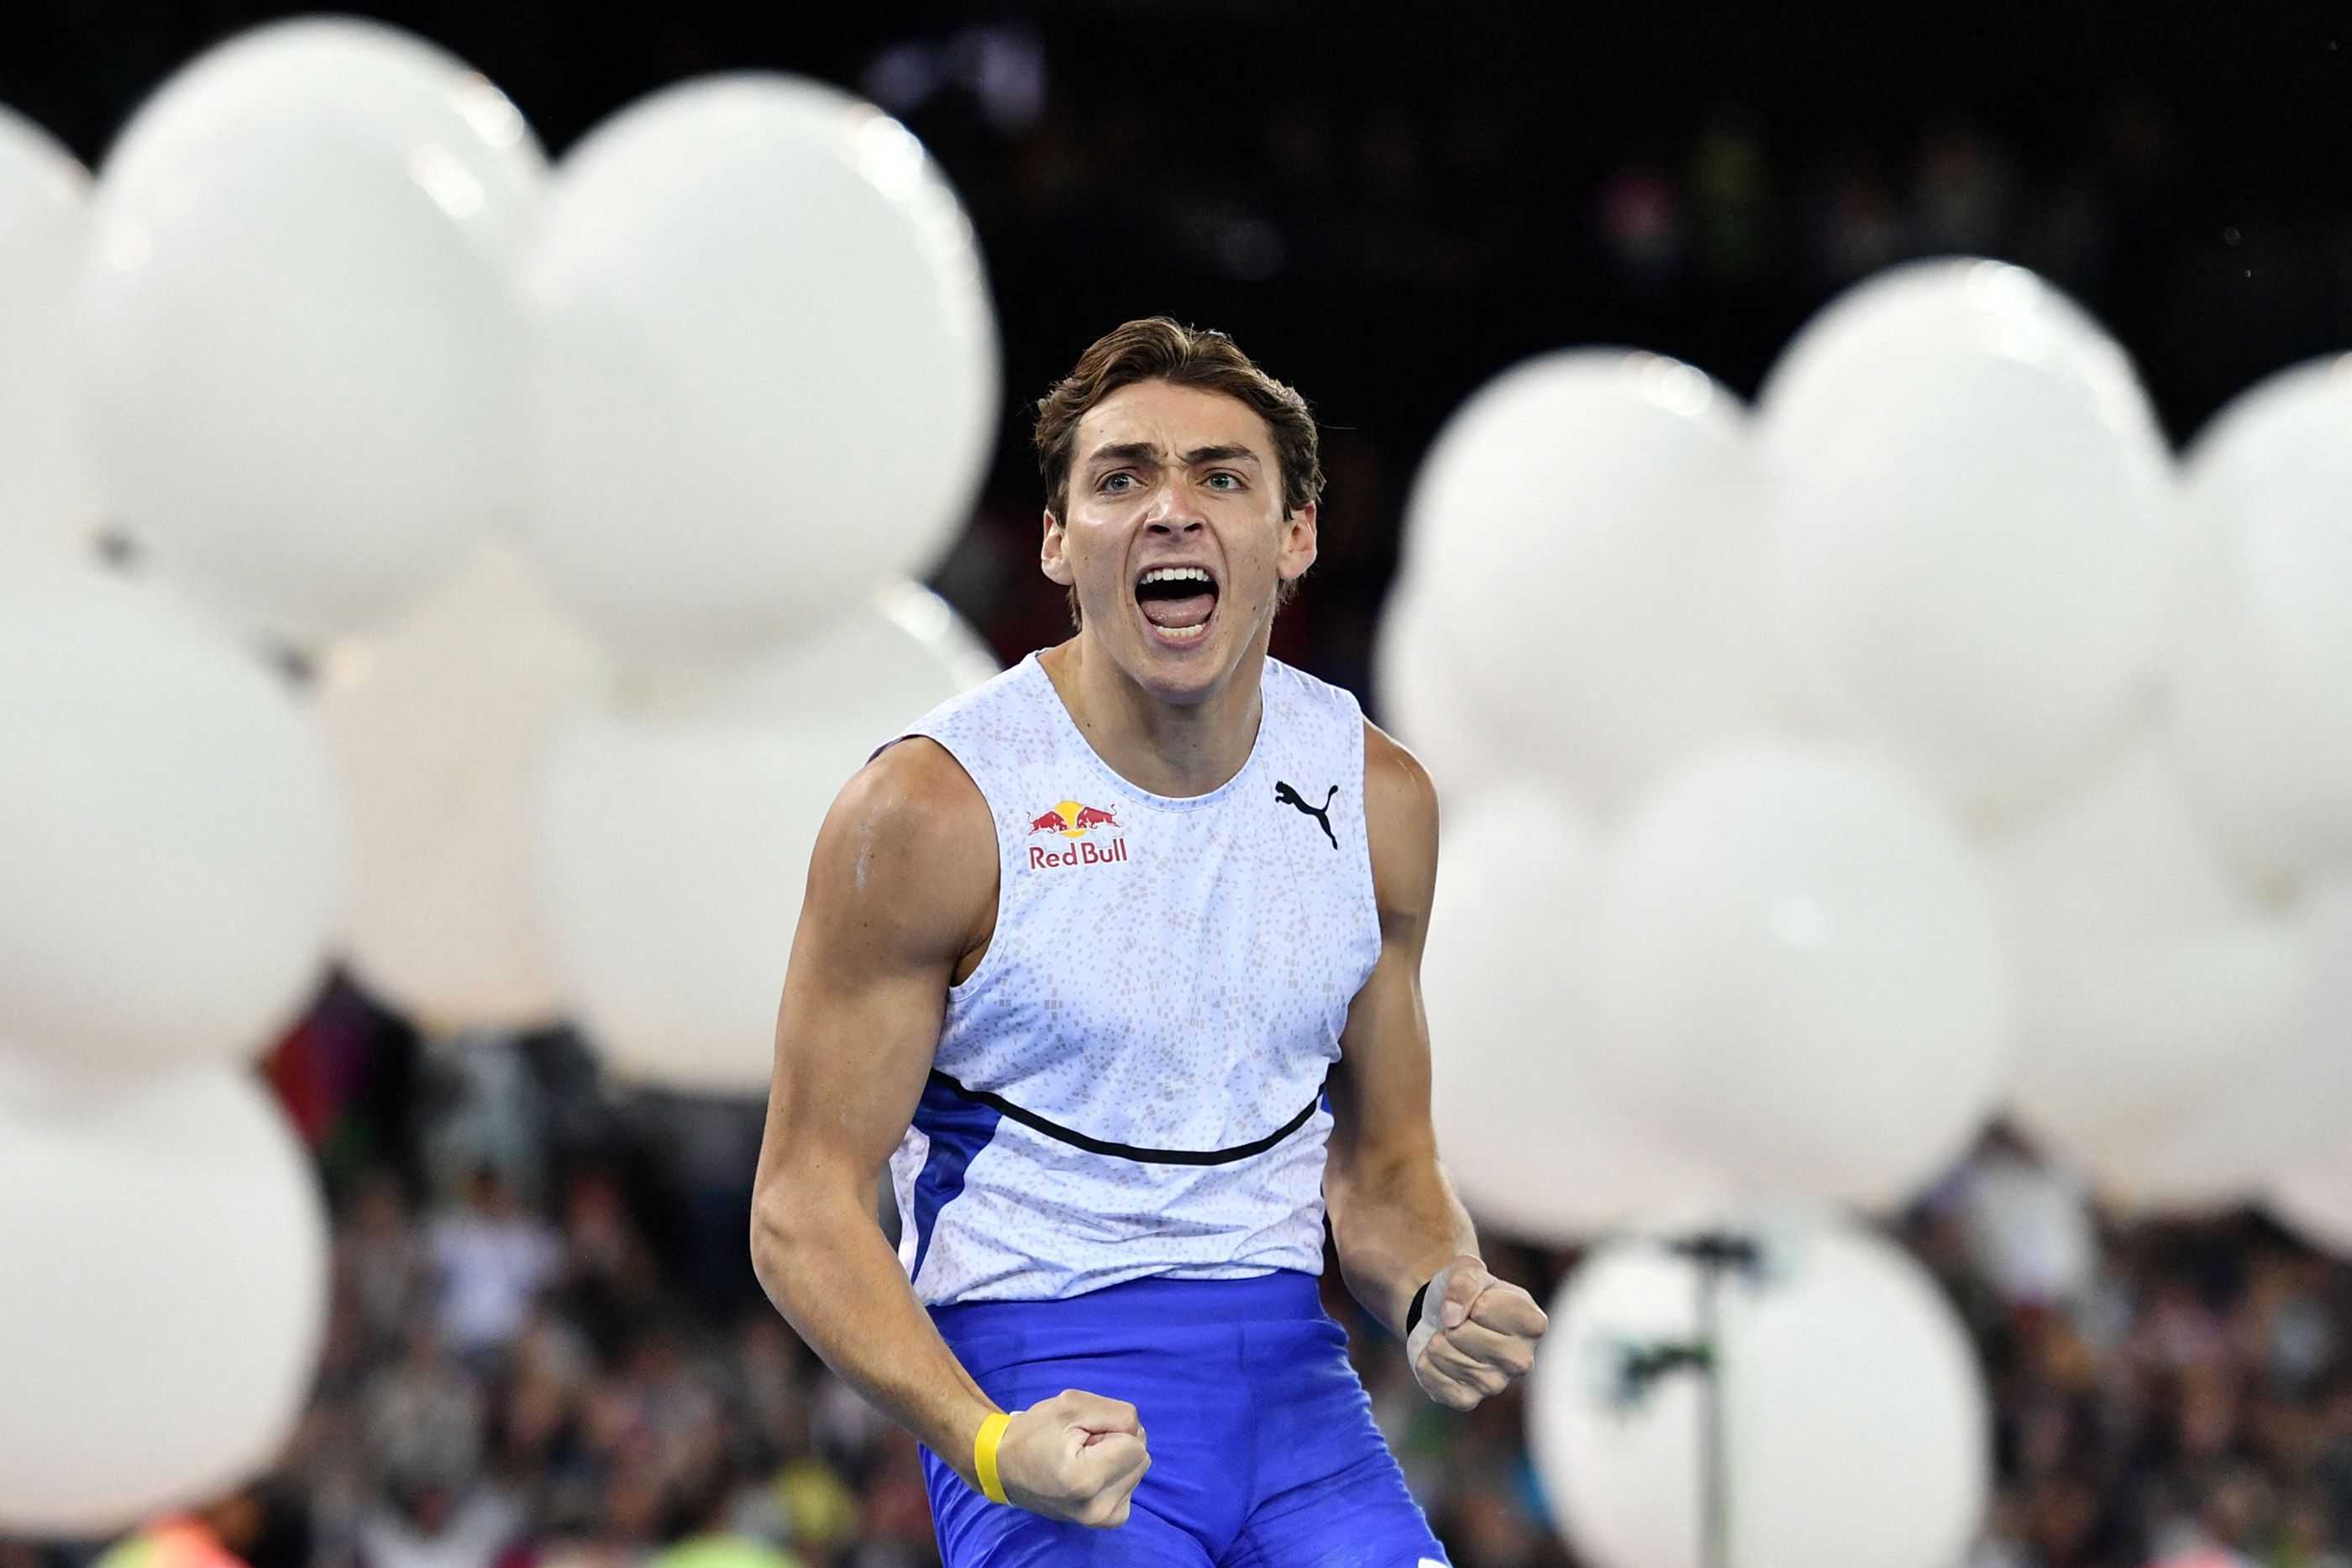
[1083,441,1265,469]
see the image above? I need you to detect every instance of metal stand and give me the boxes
[1611,1231,1763,1568]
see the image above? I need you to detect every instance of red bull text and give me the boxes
[1030,836,1129,869]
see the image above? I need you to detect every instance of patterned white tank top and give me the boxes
[884,651,1382,1304]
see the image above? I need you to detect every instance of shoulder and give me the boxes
[804,737,995,957]
[848,731,989,813]
[826,736,994,876]
[1360,719,1438,934]
[1362,718,1437,826]
[1263,654,1365,724]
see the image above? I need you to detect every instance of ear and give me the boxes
[1040,511,1075,586]
[1275,501,1319,586]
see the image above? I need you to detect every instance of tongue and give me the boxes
[1140,592,1215,630]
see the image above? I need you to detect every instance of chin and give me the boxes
[1126,648,1226,704]
[1116,614,1242,702]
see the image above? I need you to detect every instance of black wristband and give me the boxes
[1404,1278,1432,1339]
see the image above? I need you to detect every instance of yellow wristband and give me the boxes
[974,1411,1011,1504]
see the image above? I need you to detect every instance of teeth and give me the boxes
[1158,621,1209,641]
[1140,567,1212,587]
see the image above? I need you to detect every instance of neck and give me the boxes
[1039,628,1268,799]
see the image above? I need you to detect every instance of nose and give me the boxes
[1142,476,1208,535]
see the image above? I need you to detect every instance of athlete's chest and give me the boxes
[967,766,1380,1047]
[1005,770,1359,899]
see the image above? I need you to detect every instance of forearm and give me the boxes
[751,1178,999,1486]
[1327,1150,1479,1338]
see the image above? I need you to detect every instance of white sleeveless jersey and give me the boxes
[884,652,1383,1305]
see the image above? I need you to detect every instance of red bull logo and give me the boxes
[1026,799,1128,870]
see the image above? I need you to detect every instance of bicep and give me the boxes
[764,914,948,1193]
[757,747,994,1204]
[1330,723,1444,1175]
[1328,938,1440,1177]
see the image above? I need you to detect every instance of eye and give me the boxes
[1205,470,1244,490]
[1100,471,1138,493]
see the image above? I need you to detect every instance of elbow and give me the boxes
[748,1162,871,1301]
[748,1175,820,1298]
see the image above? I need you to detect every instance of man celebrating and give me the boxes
[752,318,1546,1562]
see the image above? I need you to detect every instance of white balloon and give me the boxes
[0,1057,329,1534]
[699,579,1000,729]
[81,17,543,641]
[1530,1205,1989,1568]
[318,545,613,1030]
[538,590,996,1091]
[2128,879,2352,1211]
[1590,743,2012,1207]
[523,73,999,666]
[1370,574,1518,802]
[1404,350,1778,813]
[0,108,97,562]
[1758,259,2180,816]
[2169,355,2352,886]
[2268,1141,2352,1259]
[1760,260,2157,471]
[1423,784,1729,1241]
[1988,744,2311,1194]
[0,563,339,1076]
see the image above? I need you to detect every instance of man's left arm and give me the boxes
[1323,721,1548,1411]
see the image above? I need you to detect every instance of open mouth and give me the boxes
[1133,564,1219,644]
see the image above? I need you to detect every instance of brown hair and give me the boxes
[1035,317,1324,522]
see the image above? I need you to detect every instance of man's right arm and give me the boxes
[748,738,1149,1528]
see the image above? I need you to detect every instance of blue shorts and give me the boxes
[921,1272,1449,1566]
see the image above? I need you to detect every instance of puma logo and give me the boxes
[1275,780,1339,850]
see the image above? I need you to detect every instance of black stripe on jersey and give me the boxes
[926,1071,1324,1167]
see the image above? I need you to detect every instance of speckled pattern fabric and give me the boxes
[885,653,1383,1304]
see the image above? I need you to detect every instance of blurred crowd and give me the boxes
[287,1140,1553,1568]
[1925,1145,2352,1568]
[7,986,2352,1568]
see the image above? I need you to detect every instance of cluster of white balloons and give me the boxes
[1387,256,2352,1567]
[1388,255,2352,1235]
[0,14,1000,1536]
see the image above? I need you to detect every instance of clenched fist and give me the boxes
[1405,1256,1548,1411]
[994,1388,1152,1528]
